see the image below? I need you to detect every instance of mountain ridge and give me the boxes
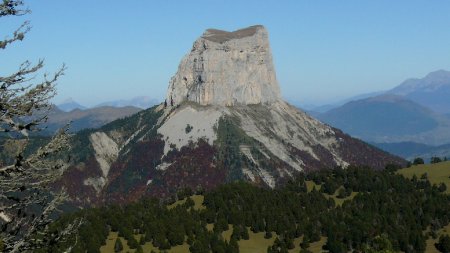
[36,105,142,134]
[95,96,159,109]
[373,141,450,161]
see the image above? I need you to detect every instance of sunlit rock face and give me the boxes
[166,25,281,106]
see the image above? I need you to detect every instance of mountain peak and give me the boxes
[61,97,76,103]
[424,69,450,80]
[166,25,281,106]
[389,69,450,98]
[57,98,86,112]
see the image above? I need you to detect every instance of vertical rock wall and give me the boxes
[166,25,281,106]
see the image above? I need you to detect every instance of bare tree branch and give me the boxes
[0,21,30,50]
[0,62,66,136]
[0,1,79,251]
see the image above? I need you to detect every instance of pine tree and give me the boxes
[135,245,144,253]
[264,231,273,239]
[300,234,310,249]
[436,234,450,253]
[229,237,239,253]
[241,226,250,240]
[114,238,124,252]
[139,235,146,245]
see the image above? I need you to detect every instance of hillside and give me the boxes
[373,142,434,159]
[317,95,450,145]
[55,101,405,206]
[374,142,450,161]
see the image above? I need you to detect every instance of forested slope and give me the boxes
[38,166,450,253]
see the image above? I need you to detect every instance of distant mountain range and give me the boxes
[56,96,160,112]
[317,94,450,145]
[41,106,141,134]
[309,69,450,114]
[372,142,450,162]
[94,96,159,109]
[314,69,450,159]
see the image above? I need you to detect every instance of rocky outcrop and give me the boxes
[166,25,281,106]
[84,131,119,193]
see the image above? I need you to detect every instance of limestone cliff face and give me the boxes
[166,25,281,106]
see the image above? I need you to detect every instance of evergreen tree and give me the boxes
[438,183,447,193]
[229,237,239,253]
[413,157,425,165]
[241,226,250,240]
[431,156,442,164]
[300,234,310,249]
[264,231,273,239]
[135,245,144,253]
[436,234,450,253]
[114,238,123,253]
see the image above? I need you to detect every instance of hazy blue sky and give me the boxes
[2,1,450,107]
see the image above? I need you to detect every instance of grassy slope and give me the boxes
[398,161,450,194]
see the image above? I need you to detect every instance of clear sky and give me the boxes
[2,0,450,107]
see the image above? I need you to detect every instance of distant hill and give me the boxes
[373,141,450,161]
[305,69,450,115]
[372,142,433,159]
[57,98,86,112]
[294,90,386,114]
[387,70,450,114]
[42,106,141,134]
[317,94,450,145]
[95,96,159,109]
